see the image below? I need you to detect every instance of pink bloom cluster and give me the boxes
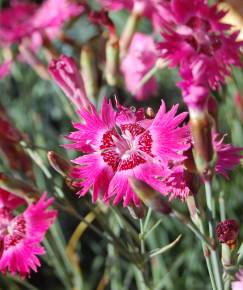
[49,55,243,205]
[121,33,158,100]
[0,0,83,48]
[0,189,56,277]
[157,0,242,110]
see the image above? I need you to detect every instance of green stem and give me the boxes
[7,275,40,290]
[219,191,226,221]
[143,207,152,232]
[205,181,224,290]
[133,266,149,290]
[135,59,167,93]
[140,219,145,254]
[186,195,217,290]
[43,238,72,290]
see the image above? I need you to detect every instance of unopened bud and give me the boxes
[48,55,91,111]
[129,177,172,215]
[216,219,240,250]
[190,112,214,177]
[105,36,120,86]
[47,151,71,177]
[80,45,98,102]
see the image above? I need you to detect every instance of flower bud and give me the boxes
[47,151,71,177]
[105,35,120,86]
[216,219,240,249]
[190,112,214,177]
[80,44,98,102]
[129,177,172,215]
[48,54,91,110]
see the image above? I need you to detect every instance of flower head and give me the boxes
[0,190,57,277]
[121,33,158,100]
[66,98,189,206]
[232,270,243,290]
[48,55,91,110]
[158,0,242,109]
[216,219,240,246]
[213,134,243,178]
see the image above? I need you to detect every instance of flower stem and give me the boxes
[186,195,217,290]
[219,191,226,221]
[205,181,224,290]
[140,219,145,254]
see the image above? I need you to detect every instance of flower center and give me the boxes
[0,208,12,238]
[185,16,222,56]
[4,215,26,249]
[100,123,153,171]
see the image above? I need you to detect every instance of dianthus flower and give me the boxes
[0,189,57,277]
[121,33,158,100]
[0,0,83,47]
[66,98,190,206]
[158,0,242,109]
[213,134,243,178]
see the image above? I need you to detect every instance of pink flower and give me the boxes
[163,165,191,200]
[0,61,12,80]
[0,0,83,47]
[32,0,83,46]
[158,0,242,109]
[0,190,57,277]
[177,60,209,111]
[232,270,243,290]
[48,55,91,110]
[213,134,243,178]
[66,98,190,206]
[121,33,158,101]
[0,188,25,210]
[0,2,37,46]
